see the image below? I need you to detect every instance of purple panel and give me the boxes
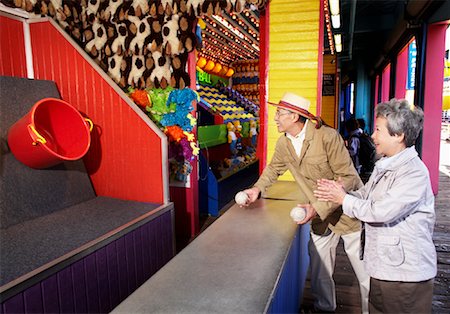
[71,259,88,313]
[95,247,111,313]
[106,241,120,308]
[162,212,174,263]
[124,232,137,292]
[23,283,43,313]
[57,267,75,313]
[133,227,145,286]
[84,254,100,313]
[116,237,129,300]
[141,223,151,279]
[3,293,24,314]
[41,276,60,313]
[149,219,158,276]
[155,216,164,268]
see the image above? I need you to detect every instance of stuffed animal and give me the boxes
[226,0,245,13]
[227,121,237,156]
[130,0,149,17]
[233,120,242,152]
[85,20,107,59]
[150,50,171,89]
[128,55,146,88]
[147,15,164,52]
[162,13,181,55]
[250,119,258,147]
[107,54,124,84]
[160,0,174,16]
[143,53,156,88]
[185,0,202,15]
[85,0,100,23]
[107,22,126,55]
[99,0,122,22]
[128,15,150,54]
[171,52,190,89]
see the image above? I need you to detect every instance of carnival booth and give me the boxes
[195,14,261,216]
[0,0,260,311]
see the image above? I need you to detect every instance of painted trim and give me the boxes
[22,20,34,79]
[27,17,170,204]
[258,6,269,171]
[316,0,325,115]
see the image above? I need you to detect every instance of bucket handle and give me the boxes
[28,124,47,145]
[85,118,93,132]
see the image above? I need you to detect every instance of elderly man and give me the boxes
[242,92,369,313]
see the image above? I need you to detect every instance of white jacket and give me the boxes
[343,146,437,282]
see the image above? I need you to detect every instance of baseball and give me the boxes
[235,191,249,205]
[290,206,306,222]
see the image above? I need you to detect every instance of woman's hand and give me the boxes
[314,179,347,205]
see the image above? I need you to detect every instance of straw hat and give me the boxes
[269,92,312,119]
[269,92,324,128]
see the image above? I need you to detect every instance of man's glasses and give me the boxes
[275,110,292,118]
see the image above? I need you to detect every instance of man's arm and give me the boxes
[247,137,289,203]
[312,129,362,221]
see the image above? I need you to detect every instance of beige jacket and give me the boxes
[254,121,363,235]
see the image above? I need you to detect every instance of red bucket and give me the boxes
[7,98,92,169]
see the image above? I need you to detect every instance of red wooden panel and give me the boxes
[28,21,164,203]
[381,64,391,102]
[422,23,447,194]
[395,45,408,99]
[0,16,27,77]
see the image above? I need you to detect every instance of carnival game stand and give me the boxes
[1,66,174,314]
[197,83,259,216]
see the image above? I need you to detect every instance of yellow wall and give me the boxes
[268,0,321,181]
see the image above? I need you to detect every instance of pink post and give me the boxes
[395,46,408,99]
[422,22,447,194]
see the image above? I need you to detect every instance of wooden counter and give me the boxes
[112,181,310,313]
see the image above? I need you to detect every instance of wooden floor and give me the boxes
[301,167,450,314]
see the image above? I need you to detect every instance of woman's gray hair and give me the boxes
[375,98,424,147]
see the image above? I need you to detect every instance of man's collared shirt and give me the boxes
[286,120,308,157]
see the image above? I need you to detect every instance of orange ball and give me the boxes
[212,63,222,73]
[197,57,207,68]
[204,60,215,71]
[225,68,235,77]
[219,66,228,76]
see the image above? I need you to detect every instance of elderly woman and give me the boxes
[314,99,436,313]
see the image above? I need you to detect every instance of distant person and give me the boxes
[240,92,370,313]
[315,99,436,314]
[357,118,367,134]
[345,118,362,173]
[346,118,376,182]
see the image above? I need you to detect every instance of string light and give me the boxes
[324,0,335,54]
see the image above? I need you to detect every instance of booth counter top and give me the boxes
[112,181,307,313]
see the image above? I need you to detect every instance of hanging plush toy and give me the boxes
[146,87,174,123]
[233,120,242,152]
[250,119,258,148]
[129,88,151,108]
[227,122,237,156]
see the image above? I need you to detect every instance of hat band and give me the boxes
[278,100,324,129]
[278,100,312,116]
